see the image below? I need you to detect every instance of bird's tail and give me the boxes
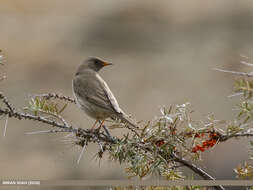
[119,113,139,129]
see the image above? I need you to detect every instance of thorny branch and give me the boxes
[0,93,15,113]
[33,93,76,104]
[0,93,117,144]
[32,93,139,136]
[2,92,253,190]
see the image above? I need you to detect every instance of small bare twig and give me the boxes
[213,68,253,77]
[32,108,70,127]
[32,93,76,104]
[241,61,253,67]
[0,92,15,113]
[219,133,253,142]
[25,129,70,135]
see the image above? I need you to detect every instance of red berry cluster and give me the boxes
[192,132,219,153]
[155,139,165,147]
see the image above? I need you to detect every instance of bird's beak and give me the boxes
[102,61,113,66]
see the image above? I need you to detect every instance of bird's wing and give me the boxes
[73,73,121,114]
[96,73,122,113]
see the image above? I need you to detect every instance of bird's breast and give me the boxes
[73,91,111,120]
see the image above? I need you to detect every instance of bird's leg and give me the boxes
[97,120,105,131]
[91,120,98,130]
[102,125,113,140]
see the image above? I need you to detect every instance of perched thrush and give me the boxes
[72,57,139,129]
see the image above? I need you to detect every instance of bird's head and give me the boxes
[76,57,112,75]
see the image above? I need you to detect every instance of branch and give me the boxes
[2,91,252,190]
[172,153,225,190]
[0,92,220,182]
[29,93,139,136]
[0,92,116,144]
[0,92,15,113]
[32,93,76,103]
[219,132,253,142]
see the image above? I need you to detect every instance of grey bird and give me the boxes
[72,57,139,130]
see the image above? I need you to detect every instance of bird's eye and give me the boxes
[94,60,100,66]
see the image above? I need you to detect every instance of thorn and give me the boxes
[227,92,244,98]
[25,130,53,135]
[3,115,8,137]
[77,144,86,164]
[240,61,253,67]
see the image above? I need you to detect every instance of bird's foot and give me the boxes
[89,127,100,134]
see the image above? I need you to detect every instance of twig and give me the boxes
[32,93,76,104]
[33,108,70,127]
[227,92,244,98]
[0,92,15,113]
[25,129,69,135]
[219,133,253,142]
[213,68,253,77]
[172,153,225,190]
[241,61,253,67]
[56,114,69,127]
[0,108,72,130]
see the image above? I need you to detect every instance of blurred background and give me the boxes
[0,0,253,188]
